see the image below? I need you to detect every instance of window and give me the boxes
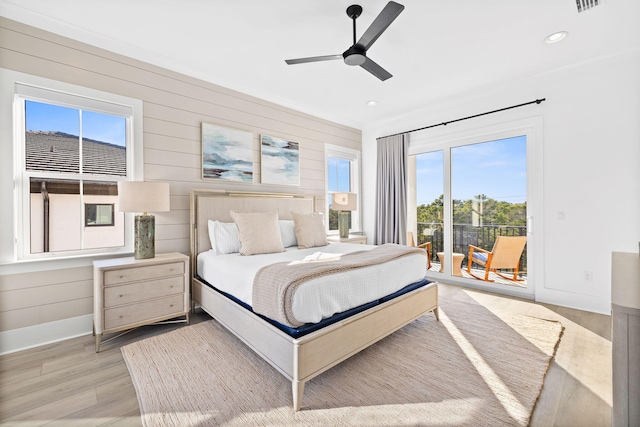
[12,80,142,260]
[325,144,361,234]
[85,203,115,227]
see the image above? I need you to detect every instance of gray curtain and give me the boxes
[375,133,408,245]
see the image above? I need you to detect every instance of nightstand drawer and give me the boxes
[104,294,185,331]
[103,262,184,286]
[104,276,184,308]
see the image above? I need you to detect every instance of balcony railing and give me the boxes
[417,222,527,276]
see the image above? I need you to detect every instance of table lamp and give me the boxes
[118,181,170,259]
[332,192,357,238]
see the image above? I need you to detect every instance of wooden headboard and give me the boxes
[189,190,316,272]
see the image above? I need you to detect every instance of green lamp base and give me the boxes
[134,214,155,259]
[338,211,350,238]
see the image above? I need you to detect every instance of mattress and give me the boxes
[197,242,427,325]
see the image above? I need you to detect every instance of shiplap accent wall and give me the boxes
[0,17,361,349]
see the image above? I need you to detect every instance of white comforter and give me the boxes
[197,242,426,325]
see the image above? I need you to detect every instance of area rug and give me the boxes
[121,289,563,426]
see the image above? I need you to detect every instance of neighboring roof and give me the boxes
[26,131,126,176]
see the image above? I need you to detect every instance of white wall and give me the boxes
[363,49,640,314]
[32,194,87,253]
[83,195,125,250]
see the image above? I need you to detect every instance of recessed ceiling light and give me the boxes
[366,100,378,106]
[545,31,568,44]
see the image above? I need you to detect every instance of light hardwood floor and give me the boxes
[0,283,612,426]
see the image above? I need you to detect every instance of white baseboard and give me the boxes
[0,314,93,355]
[535,287,611,316]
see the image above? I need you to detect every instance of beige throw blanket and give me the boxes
[252,243,425,327]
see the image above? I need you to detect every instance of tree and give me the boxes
[329,208,338,230]
[417,194,526,227]
[417,195,444,224]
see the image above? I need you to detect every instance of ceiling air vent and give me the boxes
[576,0,600,13]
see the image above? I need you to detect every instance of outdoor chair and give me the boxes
[467,235,527,281]
[407,232,432,269]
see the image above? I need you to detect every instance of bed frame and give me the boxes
[189,189,439,410]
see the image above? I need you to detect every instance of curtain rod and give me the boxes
[376,98,546,140]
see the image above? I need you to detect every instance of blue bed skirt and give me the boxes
[197,276,432,339]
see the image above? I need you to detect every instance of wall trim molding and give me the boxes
[0,314,92,355]
[536,287,611,316]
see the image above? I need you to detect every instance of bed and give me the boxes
[190,189,439,410]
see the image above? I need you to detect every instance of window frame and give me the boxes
[2,71,143,264]
[325,143,361,235]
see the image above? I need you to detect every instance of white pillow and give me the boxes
[279,220,298,248]
[207,220,241,254]
[230,210,284,256]
[291,211,328,249]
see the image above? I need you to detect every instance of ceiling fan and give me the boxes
[285,2,405,81]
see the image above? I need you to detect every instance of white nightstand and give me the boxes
[93,252,190,352]
[327,234,368,245]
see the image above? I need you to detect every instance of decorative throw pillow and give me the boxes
[207,220,241,254]
[230,210,284,256]
[291,211,328,249]
[279,220,298,248]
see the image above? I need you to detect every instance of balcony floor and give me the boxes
[428,262,527,288]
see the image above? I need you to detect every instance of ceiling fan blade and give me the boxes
[285,54,343,65]
[357,1,404,51]
[360,57,392,81]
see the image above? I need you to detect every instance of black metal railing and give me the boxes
[417,222,527,275]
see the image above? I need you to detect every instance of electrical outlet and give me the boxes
[584,271,593,282]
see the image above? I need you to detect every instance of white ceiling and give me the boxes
[1,0,639,129]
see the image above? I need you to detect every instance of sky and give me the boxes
[327,157,351,192]
[25,100,126,147]
[416,135,527,205]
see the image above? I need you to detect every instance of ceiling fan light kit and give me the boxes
[285,2,405,81]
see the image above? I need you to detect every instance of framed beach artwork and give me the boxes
[260,135,300,186]
[201,123,253,182]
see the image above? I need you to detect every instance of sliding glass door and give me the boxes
[411,131,533,296]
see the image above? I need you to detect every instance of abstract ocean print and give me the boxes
[260,135,299,186]
[202,123,253,181]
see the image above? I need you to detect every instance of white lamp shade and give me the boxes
[332,192,357,211]
[118,181,170,213]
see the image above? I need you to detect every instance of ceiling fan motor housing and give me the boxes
[343,44,366,66]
